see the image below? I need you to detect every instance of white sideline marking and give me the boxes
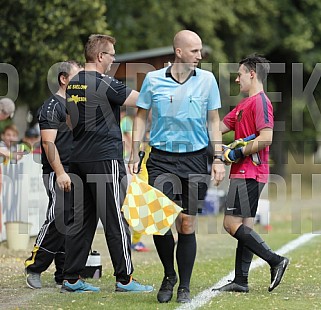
[176,232,321,310]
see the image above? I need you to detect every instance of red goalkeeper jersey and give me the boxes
[223,91,274,183]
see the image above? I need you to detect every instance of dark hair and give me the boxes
[239,54,270,82]
[25,127,39,138]
[58,60,82,86]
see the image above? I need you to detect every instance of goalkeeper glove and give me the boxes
[227,134,256,150]
[223,147,244,163]
[228,138,248,150]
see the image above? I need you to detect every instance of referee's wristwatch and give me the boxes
[213,155,224,162]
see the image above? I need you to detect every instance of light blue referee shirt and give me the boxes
[137,66,221,153]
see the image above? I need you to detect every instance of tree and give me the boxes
[106,0,321,177]
[0,0,109,119]
[105,0,181,52]
[262,0,321,176]
[2,1,320,176]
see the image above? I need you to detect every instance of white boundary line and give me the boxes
[176,232,321,310]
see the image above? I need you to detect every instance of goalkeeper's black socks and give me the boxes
[176,233,196,289]
[234,241,253,286]
[153,233,176,277]
[234,224,283,267]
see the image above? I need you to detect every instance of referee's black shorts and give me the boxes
[146,147,210,216]
[224,178,265,218]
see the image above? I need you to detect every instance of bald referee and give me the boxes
[130,30,225,303]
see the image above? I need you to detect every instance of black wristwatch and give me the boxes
[213,155,224,162]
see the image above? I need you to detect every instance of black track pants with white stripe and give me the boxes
[25,171,71,283]
[63,159,133,281]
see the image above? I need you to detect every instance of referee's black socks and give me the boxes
[176,232,196,290]
[153,233,176,277]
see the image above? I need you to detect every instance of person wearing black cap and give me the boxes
[21,127,41,154]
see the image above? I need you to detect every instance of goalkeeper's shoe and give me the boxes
[269,257,289,292]
[212,281,249,293]
[115,278,153,293]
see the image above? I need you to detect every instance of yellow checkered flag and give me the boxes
[122,174,183,235]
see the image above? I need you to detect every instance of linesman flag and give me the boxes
[122,175,183,235]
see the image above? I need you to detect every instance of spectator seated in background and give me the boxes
[0,124,20,163]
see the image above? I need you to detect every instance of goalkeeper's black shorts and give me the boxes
[225,178,265,218]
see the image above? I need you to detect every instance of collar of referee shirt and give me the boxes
[165,65,196,84]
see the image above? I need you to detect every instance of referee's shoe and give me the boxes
[157,274,178,303]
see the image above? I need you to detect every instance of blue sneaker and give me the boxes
[115,278,153,293]
[60,279,100,293]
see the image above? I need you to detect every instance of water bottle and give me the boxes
[84,250,102,278]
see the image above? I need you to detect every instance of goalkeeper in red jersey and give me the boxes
[213,55,289,293]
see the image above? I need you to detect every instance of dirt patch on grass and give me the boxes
[0,239,44,310]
